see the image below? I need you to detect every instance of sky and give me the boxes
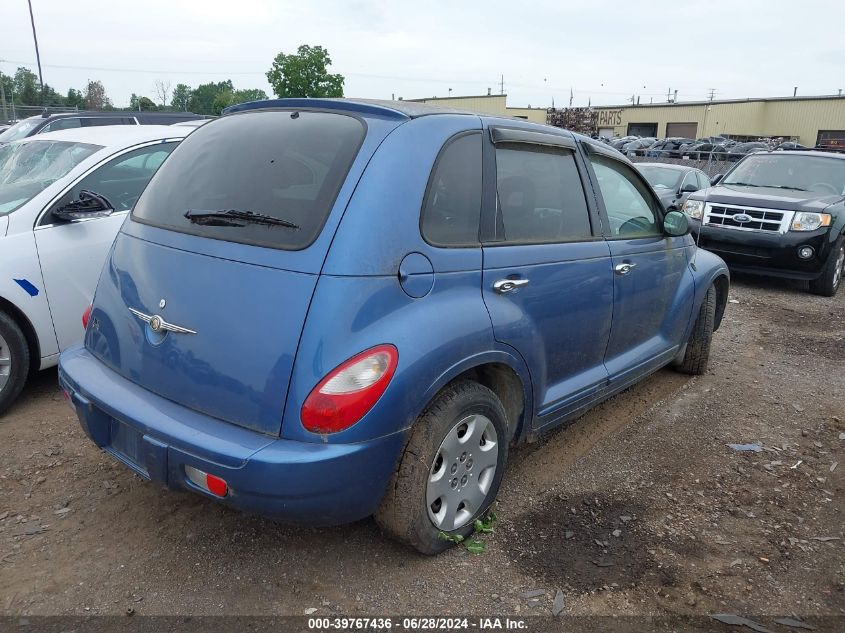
[2,0,844,109]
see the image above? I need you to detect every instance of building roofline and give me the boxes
[406,94,507,102]
[595,94,845,109]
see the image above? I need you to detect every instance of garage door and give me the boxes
[666,122,697,138]
[628,123,657,137]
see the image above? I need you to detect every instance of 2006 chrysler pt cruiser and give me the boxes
[59,98,729,553]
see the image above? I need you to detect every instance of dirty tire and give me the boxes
[675,285,716,375]
[809,237,844,297]
[0,311,30,416]
[375,380,509,555]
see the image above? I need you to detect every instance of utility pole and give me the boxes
[0,62,7,122]
[667,87,672,103]
[500,75,504,95]
[708,88,716,101]
[27,0,45,98]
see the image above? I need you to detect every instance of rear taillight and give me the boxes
[301,344,398,434]
[185,465,228,497]
[82,304,93,329]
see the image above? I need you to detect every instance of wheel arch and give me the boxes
[712,274,730,331]
[0,295,41,374]
[420,350,534,445]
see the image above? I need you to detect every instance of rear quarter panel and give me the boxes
[284,113,532,443]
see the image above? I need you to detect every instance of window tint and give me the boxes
[421,133,481,245]
[696,171,709,189]
[589,155,661,237]
[62,142,178,213]
[132,111,365,250]
[42,118,82,133]
[495,146,592,243]
[81,117,135,127]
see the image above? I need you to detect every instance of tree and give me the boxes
[84,80,111,110]
[171,83,192,111]
[41,84,65,107]
[66,88,86,109]
[129,94,157,111]
[154,80,171,108]
[189,80,233,115]
[232,88,268,105]
[212,90,234,116]
[13,67,40,105]
[266,45,344,98]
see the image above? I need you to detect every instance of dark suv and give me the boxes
[0,111,205,144]
[684,151,845,295]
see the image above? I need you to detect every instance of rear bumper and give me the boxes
[691,221,831,280]
[58,346,406,526]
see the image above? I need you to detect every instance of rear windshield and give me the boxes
[132,110,366,250]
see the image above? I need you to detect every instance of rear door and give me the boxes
[35,141,179,351]
[480,127,613,428]
[583,146,694,386]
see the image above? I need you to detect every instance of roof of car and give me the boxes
[636,162,700,172]
[766,149,845,160]
[223,97,481,119]
[15,125,189,148]
[23,111,199,120]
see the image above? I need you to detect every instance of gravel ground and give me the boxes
[0,275,842,630]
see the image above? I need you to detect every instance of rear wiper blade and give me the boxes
[184,209,299,229]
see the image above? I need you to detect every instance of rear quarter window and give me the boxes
[131,110,365,250]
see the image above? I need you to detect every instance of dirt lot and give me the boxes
[0,276,843,630]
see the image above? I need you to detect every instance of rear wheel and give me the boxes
[674,285,716,375]
[809,238,844,297]
[0,311,30,416]
[375,380,509,554]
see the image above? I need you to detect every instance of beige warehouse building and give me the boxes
[411,93,845,148]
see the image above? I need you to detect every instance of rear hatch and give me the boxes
[87,108,387,435]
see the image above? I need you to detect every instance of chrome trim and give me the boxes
[703,202,795,234]
[493,278,530,293]
[129,308,197,335]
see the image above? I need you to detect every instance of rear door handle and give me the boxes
[614,262,637,275]
[493,278,530,293]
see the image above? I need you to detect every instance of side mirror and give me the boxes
[680,183,699,193]
[710,174,723,185]
[52,190,114,222]
[663,210,689,237]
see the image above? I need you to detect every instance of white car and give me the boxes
[0,125,188,413]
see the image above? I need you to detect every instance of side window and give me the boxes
[420,133,482,246]
[697,171,709,189]
[589,155,661,237]
[60,142,178,214]
[681,172,697,191]
[494,145,592,243]
[42,118,82,133]
[81,117,134,127]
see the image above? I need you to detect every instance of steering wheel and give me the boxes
[809,182,838,195]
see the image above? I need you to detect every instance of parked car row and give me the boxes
[602,134,809,161]
[1,98,730,554]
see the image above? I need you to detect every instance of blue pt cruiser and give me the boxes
[59,99,729,554]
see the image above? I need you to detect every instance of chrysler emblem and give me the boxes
[129,307,197,335]
[149,315,163,332]
[733,213,752,223]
